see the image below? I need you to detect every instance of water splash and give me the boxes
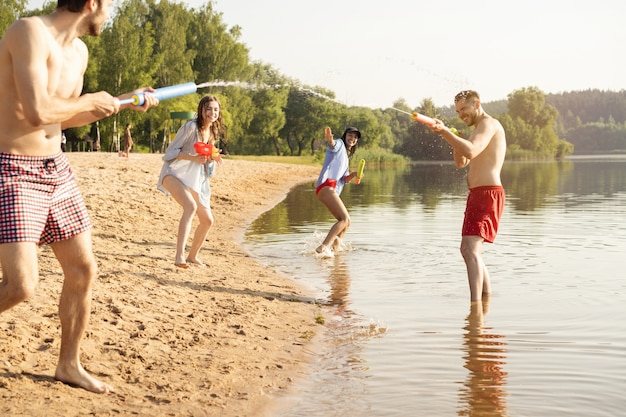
[196,80,345,105]
[389,107,413,116]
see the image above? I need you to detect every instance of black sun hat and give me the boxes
[341,127,361,140]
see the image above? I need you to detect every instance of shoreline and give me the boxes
[1,153,324,416]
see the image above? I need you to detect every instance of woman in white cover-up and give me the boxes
[157,95,225,268]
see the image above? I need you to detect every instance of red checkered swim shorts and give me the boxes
[0,152,92,245]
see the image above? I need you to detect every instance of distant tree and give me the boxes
[0,0,24,35]
[244,66,289,155]
[88,0,157,151]
[508,86,558,128]
[281,86,342,156]
[188,3,250,83]
[397,98,451,160]
[503,87,568,158]
[150,1,195,88]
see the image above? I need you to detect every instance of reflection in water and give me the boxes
[322,254,386,345]
[326,255,352,315]
[275,254,387,416]
[458,300,509,417]
[247,158,626,240]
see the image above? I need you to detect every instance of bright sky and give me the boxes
[27,0,625,109]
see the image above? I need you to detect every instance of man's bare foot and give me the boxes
[55,363,113,394]
[331,237,342,252]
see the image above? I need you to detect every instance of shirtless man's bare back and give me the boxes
[429,90,506,302]
[0,0,158,393]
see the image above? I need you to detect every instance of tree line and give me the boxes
[2,1,624,158]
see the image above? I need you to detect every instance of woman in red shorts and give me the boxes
[315,126,360,257]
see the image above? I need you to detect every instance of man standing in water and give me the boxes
[0,0,158,393]
[429,90,506,302]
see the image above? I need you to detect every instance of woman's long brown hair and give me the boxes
[196,95,227,145]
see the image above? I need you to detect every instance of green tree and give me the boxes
[218,87,253,154]
[150,0,195,87]
[504,86,569,158]
[281,86,342,156]
[508,86,558,128]
[241,64,289,155]
[0,0,24,35]
[88,0,157,151]
[396,98,451,160]
[189,3,250,83]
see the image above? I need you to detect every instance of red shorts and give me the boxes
[0,152,92,245]
[316,178,337,196]
[462,185,505,243]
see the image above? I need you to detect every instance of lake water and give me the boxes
[244,156,626,417]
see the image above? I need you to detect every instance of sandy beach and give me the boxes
[0,153,323,417]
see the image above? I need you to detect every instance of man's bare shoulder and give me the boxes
[1,16,48,52]
[4,16,44,36]
[478,113,504,134]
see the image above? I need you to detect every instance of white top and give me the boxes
[157,120,215,208]
[316,138,349,195]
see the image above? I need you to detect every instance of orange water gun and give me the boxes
[411,112,460,135]
[411,112,436,127]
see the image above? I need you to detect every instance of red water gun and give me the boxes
[194,142,221,159]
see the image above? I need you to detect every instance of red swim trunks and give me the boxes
[315,178,337,196]
[462,185,505,243]
[0,152,92,245]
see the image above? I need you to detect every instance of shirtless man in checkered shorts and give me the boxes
[0,0,158,393]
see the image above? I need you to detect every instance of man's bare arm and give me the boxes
[431,118,496,161]
[10,19,118,127]
[453,148,470,168]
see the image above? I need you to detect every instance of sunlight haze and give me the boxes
[27,0,624,109]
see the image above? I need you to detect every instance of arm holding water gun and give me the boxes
[115,87,159,113]
[428,117,468,168]
[411,111,467,168]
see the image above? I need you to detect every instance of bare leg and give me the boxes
[163,175,198,265]
[315,187,350,253]
[0,242,39,313]
[332,226,349,251]
[50,231,112,393]
[186,200,214,266]
[460,235,488,302]
[481,263,492,298]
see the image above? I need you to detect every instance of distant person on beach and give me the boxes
[428,90,506,302]
[157,95,224,268]
[315,126,360,257]
[0,0,158,394]
[120,123,133,157]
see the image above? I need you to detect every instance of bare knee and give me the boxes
[460,242,476,262]
[200,214,214,228]
[63,258,98,290]
[460,236,484,264]
[182,202,198,218]
[3,276,38,305]
[338,214,351,229]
